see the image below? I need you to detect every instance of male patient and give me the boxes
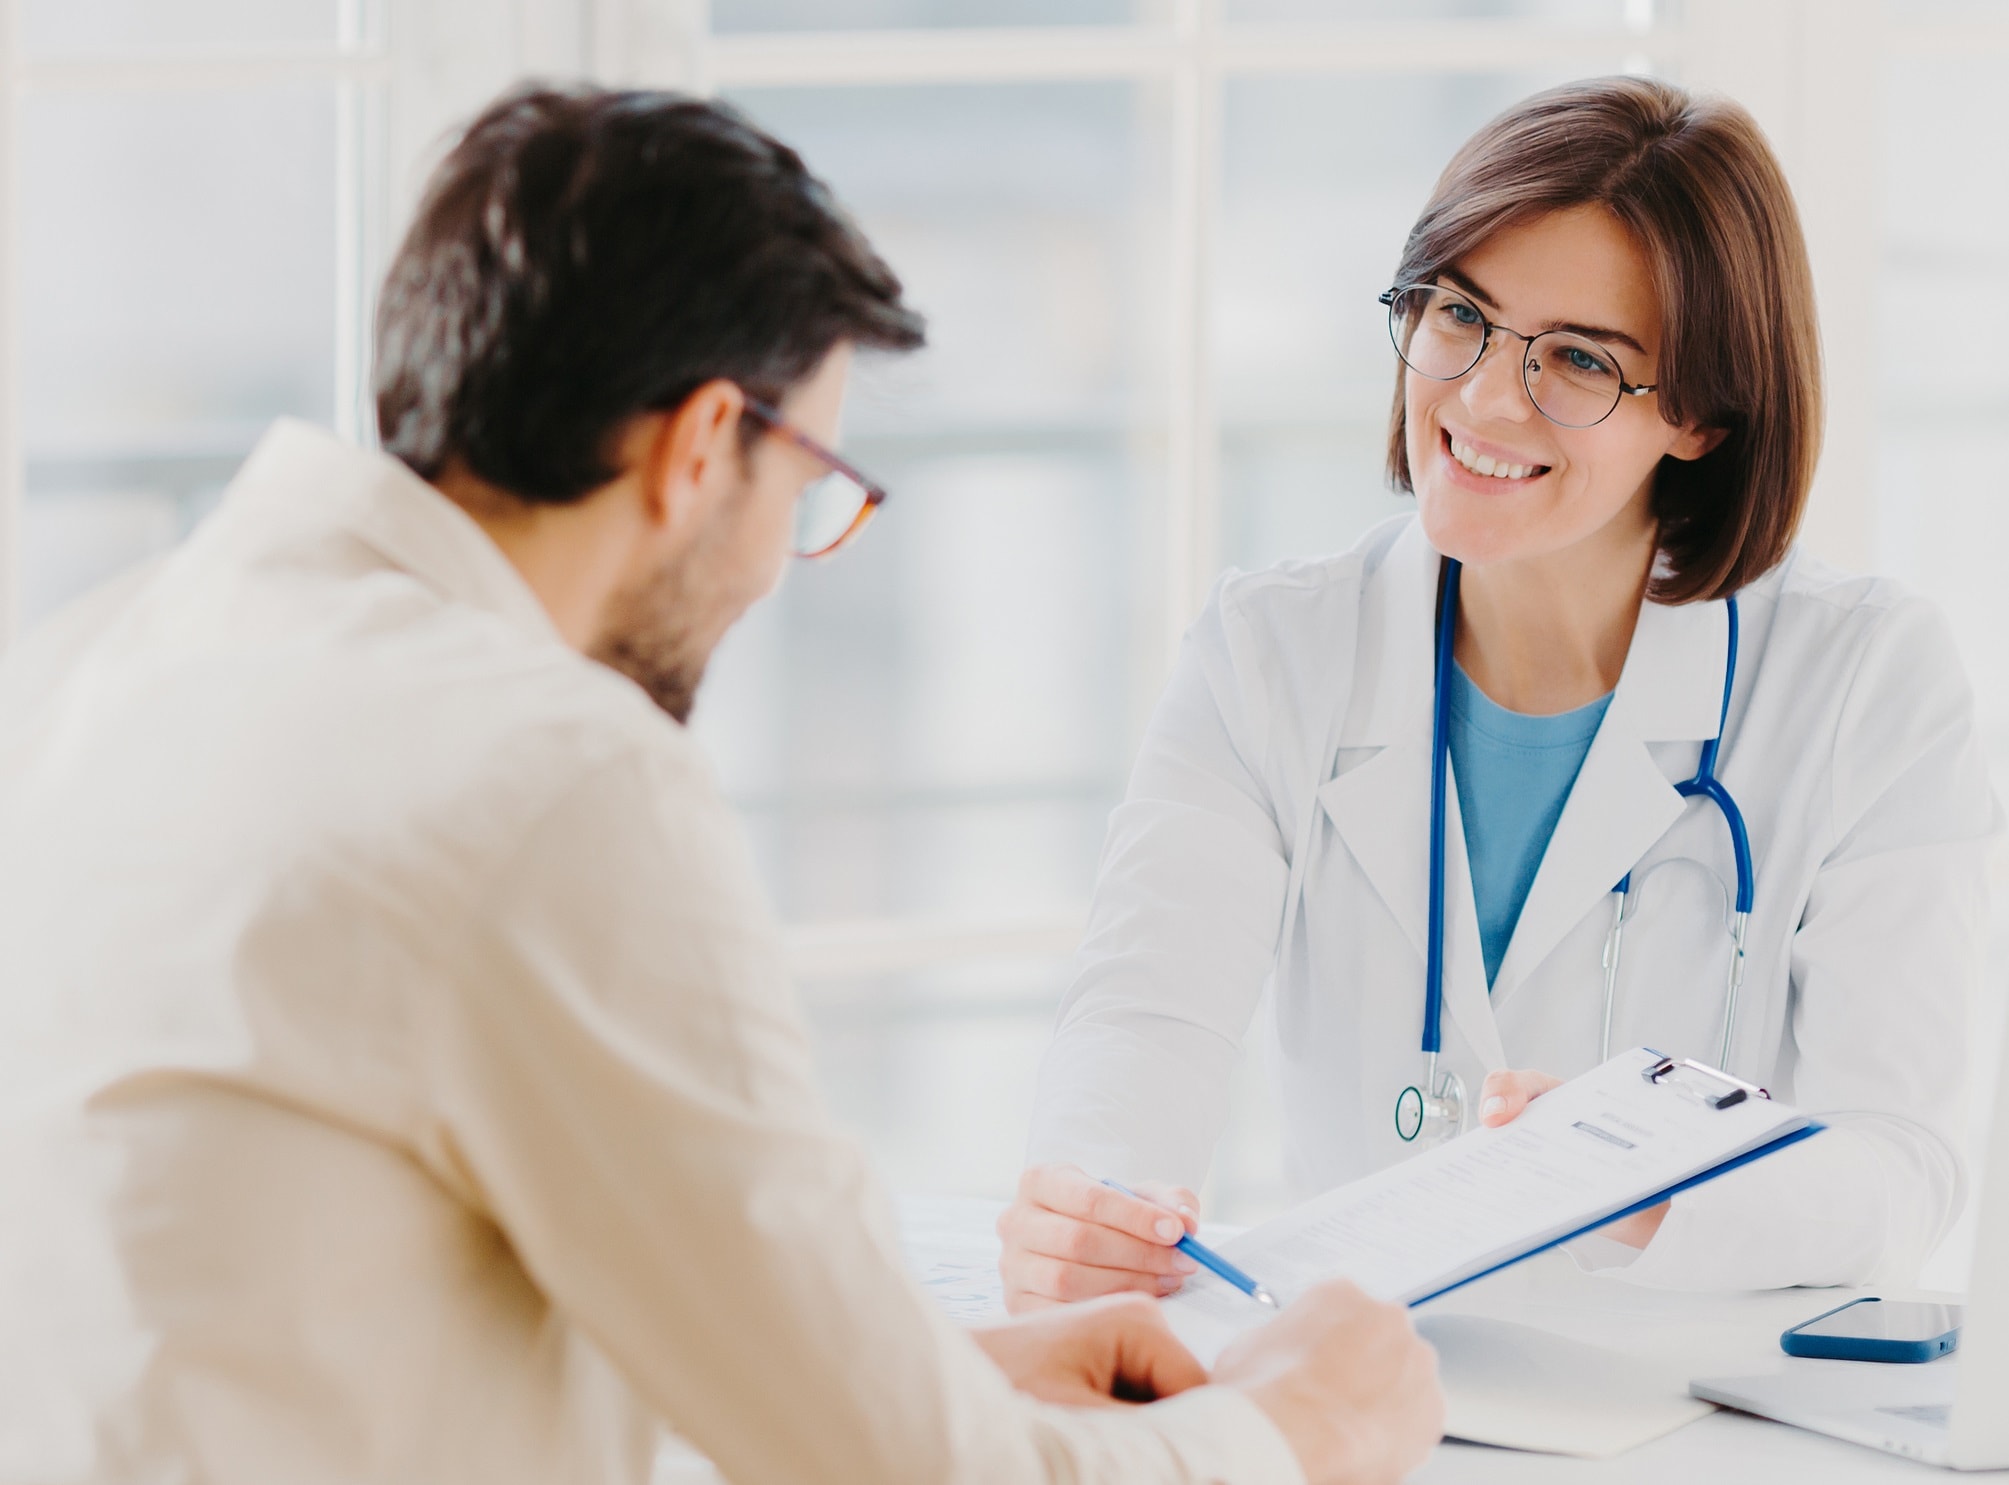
[0,88,1438,1484]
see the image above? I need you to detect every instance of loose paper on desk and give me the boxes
[1164,1047,1817,1365]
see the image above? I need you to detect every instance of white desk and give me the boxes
[1404,1241,1978,1484]
[654,1195,2002,1484]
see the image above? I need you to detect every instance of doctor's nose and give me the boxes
[1458,337,1536,425]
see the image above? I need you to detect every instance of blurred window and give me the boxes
[20,85,338,619]
[699,81,1170,930]
[712,0,1158,31]
[22,0,343,56]
[10,0,374,633]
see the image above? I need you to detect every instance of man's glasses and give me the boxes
[1380,282,1657,430]
[742,398,889,558]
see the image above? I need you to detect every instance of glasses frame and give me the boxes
[1378,283,1658,430]
[742,397,891,558]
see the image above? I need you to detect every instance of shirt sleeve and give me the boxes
[412,734,1305,1485]
[1608,593,1999,1290]
[1025,584,1294,1193]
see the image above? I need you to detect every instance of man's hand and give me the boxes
[970,1292,1209,1408]
[1213,1280,1442,1485]
[1478,1067,1668,1248]
[998,1164,1202,1313]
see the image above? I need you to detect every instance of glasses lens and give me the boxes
[1525,333,1625,428]
[792,470,872,557]
[1389,285,1486,380]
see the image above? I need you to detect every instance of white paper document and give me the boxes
[1415,1313,1716,1457]
[1165,1048,1817,1364]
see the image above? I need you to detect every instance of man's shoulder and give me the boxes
[27,549,717,895]
[335,586,716,846]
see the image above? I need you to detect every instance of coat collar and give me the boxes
[1318,516,1734,1058]
[1337,519,1729,749]
[209,418,562,645]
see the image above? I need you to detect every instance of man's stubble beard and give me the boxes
[588,545,723,726]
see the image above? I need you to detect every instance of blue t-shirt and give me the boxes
[1446,664,1613,987]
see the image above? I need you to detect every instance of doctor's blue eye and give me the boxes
[1445,302,1483,327]
[1562,345,1612,377]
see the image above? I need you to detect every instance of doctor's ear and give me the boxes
[1666,423,1730,463]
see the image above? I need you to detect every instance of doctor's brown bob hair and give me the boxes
[1385,76,1821,604]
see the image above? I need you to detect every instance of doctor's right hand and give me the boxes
[997,1164,1202,1313]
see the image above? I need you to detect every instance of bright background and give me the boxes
[0,0,2004,1268]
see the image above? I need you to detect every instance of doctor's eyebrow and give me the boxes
[1436,266,1650,358]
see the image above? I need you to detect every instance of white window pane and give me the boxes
[712,0,1160,33]
[1216,69,1629,571]
[1224,0,1637,22]
[808,961,1064,1199]
[20,86,337,627]
[1877,58,2009,768]
[807,953,1292,1219]
[697,83,1172,924]
[22,0,342,55]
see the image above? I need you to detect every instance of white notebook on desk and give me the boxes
[1165,1047,1820,1365]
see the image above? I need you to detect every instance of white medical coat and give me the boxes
[1028,515,1998,1289]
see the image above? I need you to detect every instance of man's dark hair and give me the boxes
[373,85,926,503]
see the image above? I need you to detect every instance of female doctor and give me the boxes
[999,76,1999,1312]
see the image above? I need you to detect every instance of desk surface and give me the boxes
[1401,1238,1975,1484]
[654,1194,2001,1484]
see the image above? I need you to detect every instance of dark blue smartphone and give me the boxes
[1780,1298,1962,1363]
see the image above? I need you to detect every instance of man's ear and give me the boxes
[1667,422,1730,463]
[639,378,748,532]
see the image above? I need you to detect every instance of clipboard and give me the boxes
[1406,1052,1826,1307]
[1162,1048,1825,1364]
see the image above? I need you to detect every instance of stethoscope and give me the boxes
[1394,558,1755,1146]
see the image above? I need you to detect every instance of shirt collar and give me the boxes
[215,419,563,645]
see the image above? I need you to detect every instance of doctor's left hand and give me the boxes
[1478,1068,1669,1248]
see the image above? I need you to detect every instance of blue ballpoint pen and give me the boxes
[1100,1179,1279,1309]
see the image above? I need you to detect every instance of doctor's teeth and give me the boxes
[1450,437,1535,480]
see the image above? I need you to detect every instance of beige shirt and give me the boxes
[0,421,1303,1485]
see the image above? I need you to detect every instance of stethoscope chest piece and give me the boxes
[1395,1057,1467,1145]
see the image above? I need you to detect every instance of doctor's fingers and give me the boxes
[1000,1206,1201,1279]
[1014,1163,1200,1247]
[1129,1180,1203,1235]
[1478,1068,1565,1127]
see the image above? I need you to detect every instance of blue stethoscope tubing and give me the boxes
[1398,557,1755,1143]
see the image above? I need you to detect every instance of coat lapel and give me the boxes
[1488,595,1731,1007]
[1317,740,1509,1070]
[1438,762,1507,1068]
[1311,521,1735,1062]
[1315,522,1507,1069]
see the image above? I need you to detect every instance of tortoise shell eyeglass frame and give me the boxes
[741,397,890,558]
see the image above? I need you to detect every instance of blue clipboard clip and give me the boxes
[1641,1053,1770,1111]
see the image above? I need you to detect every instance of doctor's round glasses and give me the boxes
[1380,282,1658,430]
[742,398,889,559]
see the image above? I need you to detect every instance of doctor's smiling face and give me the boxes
[1404,204,1724,576]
